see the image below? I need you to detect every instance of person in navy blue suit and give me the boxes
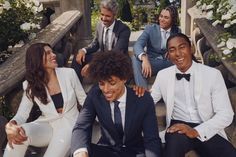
[71,51,162,157]
[71,0,130,82]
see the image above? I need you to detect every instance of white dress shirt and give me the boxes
[160,28,171,50]
[82,20,115,54]
[110,87,126,128]
[103,21,115,51]
[172,62,202,123]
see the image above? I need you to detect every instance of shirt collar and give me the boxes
[160,27,171,33]
[175,61,195,75]
[104,20,115,31]
[116,86,127,104]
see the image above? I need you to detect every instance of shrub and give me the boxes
[0,0,43,52]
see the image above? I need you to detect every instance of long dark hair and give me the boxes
[25,43,51,104]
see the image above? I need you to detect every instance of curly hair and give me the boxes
[157,5,179,28]
[88,51,133,82]
[25,43,51,104]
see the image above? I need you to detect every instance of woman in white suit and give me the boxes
[4,43,87,157]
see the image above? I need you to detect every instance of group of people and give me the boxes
[2,0,236,157]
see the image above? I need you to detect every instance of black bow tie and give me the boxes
[176,73,191,81]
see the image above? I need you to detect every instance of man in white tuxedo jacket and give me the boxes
[151,33,236,157]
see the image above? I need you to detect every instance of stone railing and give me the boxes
[0,10,82,114]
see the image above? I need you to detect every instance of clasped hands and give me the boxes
[5,120,27,149]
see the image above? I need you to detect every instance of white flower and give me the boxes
[206,10,213,20]
[28,33,37,40]
[206,5,214,10]
[201,3,207,11]
[217,41,226,48]
[37,4,43,12]
[30,23,36,28]
[229,0,236,6]
[226,38,236,49]
[221,13,232,20]
[0,7,3,14]
[231,4,236,12]
[229,8,236,14]
[3,1,11,10]
[36,24,41,29]
[212,20,222,26]
[33,0,40,7]
[217,7,222,13]
[32,6,37,14]
[26,3,31,8]
[231,19,236,24]
[196,1,201,7]
[31,4,43,14]
[20,22,31,31]
[223,49,232,55]
[224,23,231,28]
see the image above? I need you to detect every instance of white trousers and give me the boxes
[3,119,72,157]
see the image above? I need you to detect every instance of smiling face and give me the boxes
[100,7,115,27]
[42,46,58,69]
[98,76,126,102]
[159,9,172,30]
[167,36,192,73]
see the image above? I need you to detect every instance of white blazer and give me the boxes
[151,62,234,142]
[12,68,87,128]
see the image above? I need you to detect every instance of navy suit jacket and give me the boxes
[134,24,181,59]
[71,85,162,157]
[85,20,131,54]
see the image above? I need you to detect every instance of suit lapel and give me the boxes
[193,63,202,105]
[155,25,162,50]
[111,20,118,48]
[166,66,176,126]
[55,68,68,112]
[123,88,136,142]
[98,22,105,51]
[99,94,120,139]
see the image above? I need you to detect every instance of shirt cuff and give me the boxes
[73,148,88,157]
[82,48,87,54]
[138,52,146,60]
[194,126,207,142]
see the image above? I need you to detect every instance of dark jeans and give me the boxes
[165,119,236,157]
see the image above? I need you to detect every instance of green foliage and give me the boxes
[0,0,43,52]
[0,96,13,120]
[91,10,100,36]
[90,0,167,31]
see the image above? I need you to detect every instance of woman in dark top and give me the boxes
[4,43,86,157]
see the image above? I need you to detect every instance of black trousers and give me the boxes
[165,120,236,157]
[90,144,145,157]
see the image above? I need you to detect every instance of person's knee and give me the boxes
[165,132,190,148]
